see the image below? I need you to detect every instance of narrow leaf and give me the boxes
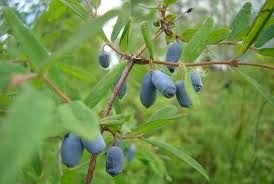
[182,17,214,62]
[237,0,274,57]
[257,48,274,57]
[181,28,198,42]
[57,101,100,140]
[0,85,55,183]
[162,0,177,6]
[141,21,154,59]
[147,105,178,122]
[207,27,231,44]
[57,63,94,83]
[229,2,252,41]
[144,138,209,181]
[255,24,274,48]
[59,0,89,19]
[39,10,118,73]
[2,7,49,69]
[84,63,125,108]
[237,69,274,107]
[119,18,131,52]
[130,115,184,135]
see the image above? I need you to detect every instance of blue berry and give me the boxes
[166,41,183,73]
[81,133,106,155]
[126,144,136,162]
[175,81,192,108]
[190,72,203,92]
[113,139,122,147]
[140,72,157,108]
[105,146,125,176]
[151,71,176,98]
[60,133,83,168]
[99,51,110,68]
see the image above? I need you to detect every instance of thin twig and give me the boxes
[8,73,37,89]
[86,155,97,184]
[42,76,71,103]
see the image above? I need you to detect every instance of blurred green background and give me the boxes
[0,0,273,183]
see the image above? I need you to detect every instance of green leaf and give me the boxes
[207,27,231,44]
[147,105,178,122]
[100,114,130,130]
[237,69,274,107]
[39,9,118,74]
[184,66,200,107]
[237,0,274,57]
[119,18,131,52]
[57,63,94,83]
[141,21,154,59]
[182,17,214,62]
[59,0,89,19]
[92,0,101,10]
[181,28,198,42]
[162,0,177,6]
[0,21,9,35]
[144,138,209,181]
[257,48,274,57]
[57,101,100,140]
[255,24,274,48]
[84,63,125,108]
[130,115,184,135]
[2,7,49,69]
[228,2,252,41]
[0,85,55,184]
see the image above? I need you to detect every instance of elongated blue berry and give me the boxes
[126,144,136,162]
[140,72,157,108]
[151,71,176,98]
[106,146,125,176]
[60,133,83,168]
[175,81,192,108]
[114,76,127,99]
[166,41,183,73]
[81,133,106,155]
[99,51,110,68]
[190,72,203,92]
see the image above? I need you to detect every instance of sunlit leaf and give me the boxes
[257,48,274,57]
[0,85,55,183]
[59,0,89,19]
[119,18,131,52]
[207,27,231,44]
[237,0,274,57]
[57,101,100,140]
[162,0,177,6]
[228,2,252,41]
[141,21,154,59]
[182,17,213,62]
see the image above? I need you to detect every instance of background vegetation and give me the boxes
[0,0,273,183]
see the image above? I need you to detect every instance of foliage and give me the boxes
[0,0,273,184]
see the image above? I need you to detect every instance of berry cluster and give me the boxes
[60,133,136,176]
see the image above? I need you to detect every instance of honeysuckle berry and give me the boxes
[105,146,125,176]
[151,70,176,98]
[126,144,136,161]
[190,71,203,92]
[81,132,106,155]
[165,41,183,73]
[60,133,84,168]
[99,51,110,68]
[140,72,157,108]
[175,81,192,108]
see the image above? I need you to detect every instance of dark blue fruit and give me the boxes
[60,133,84,168]
[114,76,127,99]
[81,133,106,155]
[106,146,125,176]
[175,81,192,108]
[126,144,136,162]
[140,72,157,108]
[99,51,110,68]
[190,72,203,92]
[166,41,183,73]
[151,71,176,98]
